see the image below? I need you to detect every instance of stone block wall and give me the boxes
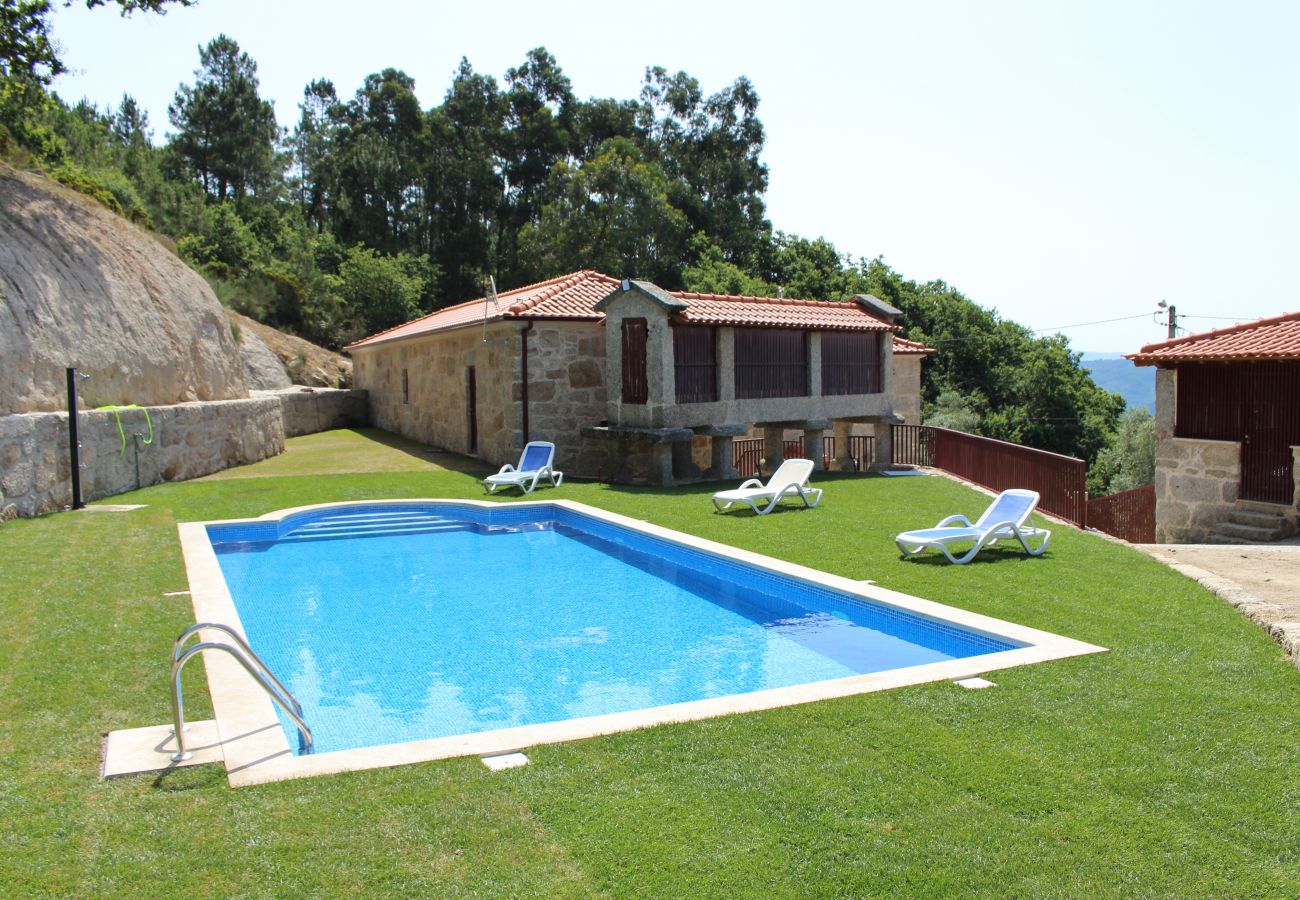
[0,388,370,519]
[526,322,607,477]
[1153,436,1241,542]
[353,321,609,478]
[0,397,284,517]
[270,387,369,437]
[353,322,522,469]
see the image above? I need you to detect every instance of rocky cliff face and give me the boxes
[0,164,248,415]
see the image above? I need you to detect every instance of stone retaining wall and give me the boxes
[1153,436,1241,542]
[270,387,370,437]
[0,388,367,518]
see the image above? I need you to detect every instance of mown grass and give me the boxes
[1,429,1296,896]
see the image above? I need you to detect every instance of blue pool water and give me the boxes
[207,503,1019,755]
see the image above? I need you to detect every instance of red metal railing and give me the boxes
[733,438,763,477]
[734,436,851,476]
[892,424,935,467]
[1086,484,1155,543]
[847,435,875,471]
[892,425,1088,526]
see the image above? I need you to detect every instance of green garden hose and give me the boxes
[96,405,154,457]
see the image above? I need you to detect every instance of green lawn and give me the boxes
[1,429,1296,896]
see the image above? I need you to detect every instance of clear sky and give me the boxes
[48,0,1300,353]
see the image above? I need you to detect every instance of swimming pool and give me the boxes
[178,499,1105,785]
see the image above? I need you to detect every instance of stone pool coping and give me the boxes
[165,498,1106,787]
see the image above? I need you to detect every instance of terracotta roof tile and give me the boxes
[671,291,895,332]
[346,271,615,349]
[893,336,938,356]
[1127,311,1300,365]
[347,271,904,348]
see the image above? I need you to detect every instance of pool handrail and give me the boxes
[169,626,312,761]
[173,622,301,716]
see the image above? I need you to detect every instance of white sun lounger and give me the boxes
[711,458,823,515]
[483,441,564,494]
[895,488,1051,564]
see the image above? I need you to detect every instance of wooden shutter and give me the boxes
[621,318,648,404]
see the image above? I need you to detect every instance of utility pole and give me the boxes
[1157,299,1177,339]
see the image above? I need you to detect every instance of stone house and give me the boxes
[1128,311,1300,542]
[347,270,934,484]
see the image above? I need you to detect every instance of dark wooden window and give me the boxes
[735,329,808,399]
[821,331,882,395]
[674,326,717,403]
[621,318,648,404]
[401,368,409,404]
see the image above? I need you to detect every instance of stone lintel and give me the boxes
[826,412,905,425]
[580,425,694,444]
[753,419,835,430]
[690,423,749,437]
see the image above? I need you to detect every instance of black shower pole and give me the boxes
[66,367,84,509]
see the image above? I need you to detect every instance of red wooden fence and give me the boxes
[1086,484,1155,543]
[734,436,869,477]
[892,425,1088,526]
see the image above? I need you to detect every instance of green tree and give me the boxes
[682,235,771,295]
[425,58,504,303]
[519,137,685,283]
[331,244,436,336]
[639,67,770,267]
[924,388,983,433]
[168,34,281,200]
[330,68,427,255]
[1093,408,1156,495]
[291,78,340,232]
[497,47,574,282]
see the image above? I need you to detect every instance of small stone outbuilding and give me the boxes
[1129,311,1300,542]
[347,270,934,484]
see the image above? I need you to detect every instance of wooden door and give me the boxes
[1240,391,1293,504]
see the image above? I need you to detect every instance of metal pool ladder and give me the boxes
[169,622,313,761]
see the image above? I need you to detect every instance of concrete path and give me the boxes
[1138,542,1300,666]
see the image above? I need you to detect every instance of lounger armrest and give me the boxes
[496,463,517,475]
[936,514,972,528]
[738,478,762,490]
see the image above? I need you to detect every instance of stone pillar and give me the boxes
[711,435,738,480]
[672,439,701,482]
[809,332,823,397]
[803,426,827,471]
[832,420,857,471]
[763,426,785,475]
[872,421,894,471]
[718,327,736,402]
[652,441,675,485]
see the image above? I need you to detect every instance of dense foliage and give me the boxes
[0,25,1139,489]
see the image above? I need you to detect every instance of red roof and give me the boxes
[1127,311,1300,366]
[672,291,894,332]
[893,336,938,356]
[348,270,911,349]
[347,271,617,349]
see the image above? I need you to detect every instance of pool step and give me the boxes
[281,510,471,542]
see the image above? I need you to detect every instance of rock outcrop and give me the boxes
[228,310,352,389]
[0,164,248,415]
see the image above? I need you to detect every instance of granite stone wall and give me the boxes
[272,387,369,437]
[352,321,610,478]
[1151,368,1237,542]
[352,322,522,469]
[1153,435,1241,542]
[0,388,368,519]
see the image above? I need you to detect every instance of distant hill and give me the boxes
[1081,354,1155,412]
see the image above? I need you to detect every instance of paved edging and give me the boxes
[1145,557,1300,668]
